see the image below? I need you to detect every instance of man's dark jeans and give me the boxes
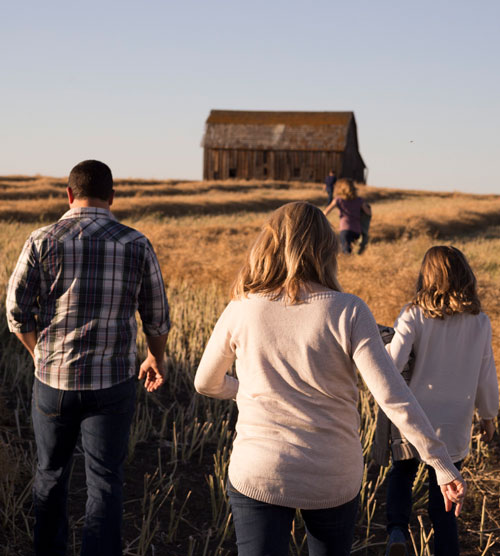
[32,377,136,556]
[326,186,334,205]
[386,458,463,556]
[228,484,359,556]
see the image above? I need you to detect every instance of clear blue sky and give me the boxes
[2,0,499,193]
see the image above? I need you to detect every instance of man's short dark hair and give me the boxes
[68,160,114,200]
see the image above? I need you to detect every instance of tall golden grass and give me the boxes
[0,175,499,554]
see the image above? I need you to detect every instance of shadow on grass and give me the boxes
[0,195,328,223]
[371,210,500,243]
[0,180,298,201]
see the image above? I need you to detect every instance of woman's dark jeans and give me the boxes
[228,485,359,556]
[31,377,136,556]
[339,230,360,254]
[386,458,463,556]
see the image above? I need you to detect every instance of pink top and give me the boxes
[336,197,364,234]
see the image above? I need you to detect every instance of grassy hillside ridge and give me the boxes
[0,176,499,555]
[2,176,500,244]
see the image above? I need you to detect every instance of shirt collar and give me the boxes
[59,207,117,221]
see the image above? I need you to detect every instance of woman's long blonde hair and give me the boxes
[231,202,341,303]
[411,245,481,319]
[335,178,358,200]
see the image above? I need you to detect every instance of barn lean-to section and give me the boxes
[202,110,366,182]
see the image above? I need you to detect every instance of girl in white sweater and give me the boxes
[195,203,465,556]
[385,246,498,556]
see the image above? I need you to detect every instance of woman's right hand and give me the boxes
[440,477,466,516]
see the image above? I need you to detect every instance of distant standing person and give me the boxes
[6,160,170,556]
[324,178,371,254]
[324,169,337,205]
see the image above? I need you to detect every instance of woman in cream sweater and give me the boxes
[195,202,465,556]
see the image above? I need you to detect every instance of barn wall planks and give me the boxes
[204,149,347,183]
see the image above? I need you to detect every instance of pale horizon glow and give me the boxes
[1,0,499,194]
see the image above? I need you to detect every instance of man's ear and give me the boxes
[67,187,75,205]
[108,189,115,207]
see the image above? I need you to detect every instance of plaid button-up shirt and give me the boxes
[6,207,170,390]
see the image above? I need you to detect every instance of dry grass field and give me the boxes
[0,175,499,555]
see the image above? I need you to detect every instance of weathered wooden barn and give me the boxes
[202,110,366,182]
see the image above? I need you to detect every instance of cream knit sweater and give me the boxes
[388,305,499,462]
[195,290,460,510]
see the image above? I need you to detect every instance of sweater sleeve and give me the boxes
[475,318,499,419]
[350,299,460,485]
[386,305,417,372]
[194,303,239,400]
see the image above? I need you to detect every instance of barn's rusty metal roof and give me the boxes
[206,110,353,126]
[203,110,354,151]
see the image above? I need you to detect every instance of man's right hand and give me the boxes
[14,330,37,360]
[139,353,165,392]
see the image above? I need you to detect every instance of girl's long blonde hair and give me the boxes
[231,201,341,303]
[411,245,481,319]
[335,178,358,200]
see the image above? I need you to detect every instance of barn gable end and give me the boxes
[202,110,366,182]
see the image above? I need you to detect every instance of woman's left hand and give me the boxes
[480,419,496,443]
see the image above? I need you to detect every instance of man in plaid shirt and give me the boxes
[6,160,170,556]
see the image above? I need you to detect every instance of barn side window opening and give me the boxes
[262,151,268,178]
